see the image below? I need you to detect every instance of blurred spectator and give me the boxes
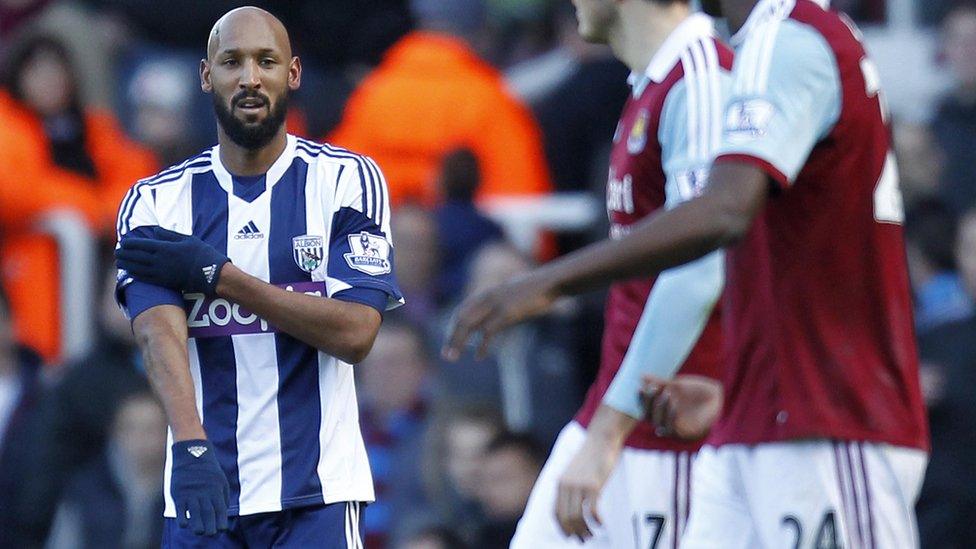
[0,0,51,38]
[46,390,166,549]
[916,207,976,548]
[894,121,945,206]
[393,206,441,323]
[471,433,542,549]
[359,318,435,547]
[0,33,156,362]
[932,3,976,213]
[329,0,552,209]
[123,59,200,166]
[439,243,581,446]
[0,287,44,549]
[423,402,504,545]
[905,199,973,331]
[433,149,504,303]
[397,525,468,549]
[8,265,146,546]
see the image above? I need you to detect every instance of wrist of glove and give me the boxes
[171,439,230,535]
[116,227,230,296]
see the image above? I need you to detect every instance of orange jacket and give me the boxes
[329,32,552,208]
[0,90,157,363]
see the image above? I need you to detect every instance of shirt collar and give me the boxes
[628,13,716,97]
[731,0,830,46]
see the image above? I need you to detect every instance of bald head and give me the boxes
[207,6,291,60]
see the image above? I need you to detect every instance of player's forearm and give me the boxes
[132,305,205,442]
[585,405,639,449]
[540,163,765,298]
[215,264,381,363]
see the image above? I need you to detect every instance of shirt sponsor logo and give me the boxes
[724,98,775,141]
[293,235,324,273]
[344,232,391,276]
[185,281,324,338]
[606,168,635,215]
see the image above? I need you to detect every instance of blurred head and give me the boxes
[2,34,80,117]
[477,433,542,521]
[956,209,976,299]
[944,4,976,89]
[128,60,196,164]
[111,391,168,478]
[893,122,944,202]
[904,199,958,287]
[201,6,300,150]
[359,318,430,416]
[438,148,481,203]
[570,0,691,44]
[464,243,533,298]
[398,526,466,549]
[392,206,440,295]
[441,404,504,498]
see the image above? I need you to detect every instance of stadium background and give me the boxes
[0,0,973,547]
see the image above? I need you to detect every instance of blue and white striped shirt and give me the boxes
[115,134,403,517]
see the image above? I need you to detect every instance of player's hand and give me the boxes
[170,440,230,536]
[555,436,621,542]
[441,272,558,360]
[116,227,230,296]
[640,374,723,441]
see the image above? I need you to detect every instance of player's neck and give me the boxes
[611,2,690,76]
[722,0,760,36]
[217,129,289,176]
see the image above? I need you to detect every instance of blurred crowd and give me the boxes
[0,0,974,548]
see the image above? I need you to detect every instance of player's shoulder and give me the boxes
[135,147,215,189]
[656,14,732,88]
[294,136,381,172]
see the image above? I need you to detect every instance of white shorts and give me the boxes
[681,440,928,549]
[511,421,695,549]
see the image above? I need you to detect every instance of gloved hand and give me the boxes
[116,227,230,296]
[171,439,230,536]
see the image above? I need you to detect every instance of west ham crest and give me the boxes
[292,235,324,273]
[627,109,650,154]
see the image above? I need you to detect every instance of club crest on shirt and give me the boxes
[292,235,324,273]
[627,109,650,154]
[344,232,391,276]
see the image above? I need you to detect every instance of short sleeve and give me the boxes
[659,47,734,208]
[114,182,183,319]
[715,20,842,187]
[327,157,404,311]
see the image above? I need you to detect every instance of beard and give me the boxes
[213,89,288,150]
[700,0,723,17]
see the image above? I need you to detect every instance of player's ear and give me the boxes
[288,56,301,91]
[200,59,213,93]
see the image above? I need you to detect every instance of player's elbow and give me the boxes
[713,207,752,246]
[332,306,382,364]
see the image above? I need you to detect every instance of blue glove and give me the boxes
[171,439,230,536]
[116,227,230,296]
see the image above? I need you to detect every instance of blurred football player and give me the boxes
[445,0,928,547]
[114,7,402,547]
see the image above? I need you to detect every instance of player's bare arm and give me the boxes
[555,404,635,541]
[215,263,381,364]
[131,304,205,442]
[443,162,768,358]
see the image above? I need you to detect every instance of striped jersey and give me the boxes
[115,134,403,517]
[575,14,733,451]
[710,0,928,449]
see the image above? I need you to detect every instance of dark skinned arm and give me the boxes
[443,162,770,359]
[132,304,205,442]
[215,265,382,364]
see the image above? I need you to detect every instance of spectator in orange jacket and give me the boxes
[0,34,157,363]
[328,0,552,209]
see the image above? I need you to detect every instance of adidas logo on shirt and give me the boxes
[235,221,264,240]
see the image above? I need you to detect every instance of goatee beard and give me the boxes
[213,92,288,150]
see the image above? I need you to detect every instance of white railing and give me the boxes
[37,210,97,363]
